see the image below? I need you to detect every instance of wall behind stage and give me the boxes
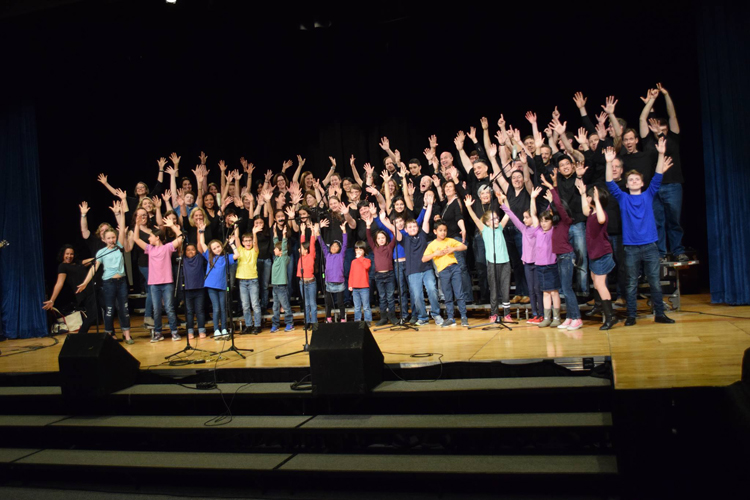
[1,0,708,296]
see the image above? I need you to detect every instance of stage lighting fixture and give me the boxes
[166,0,176,4]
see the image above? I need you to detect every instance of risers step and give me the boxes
[2,448,617,475]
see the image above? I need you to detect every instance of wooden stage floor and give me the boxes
[1,294,748,390]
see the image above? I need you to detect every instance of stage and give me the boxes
[1,294,748,390]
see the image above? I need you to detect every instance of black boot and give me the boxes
[586,290,602,317]
[600,300,618,330]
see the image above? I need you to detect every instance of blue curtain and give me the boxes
[696,1,750,305]
[0,101,48,338]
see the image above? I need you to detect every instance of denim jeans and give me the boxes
[453,248,474,303]
[394,260,410,318]
[653,183,685,257]
[472,232,489,303]
[102,277,130,333]
[300,279,318,324]
[184,289,206,334]
[504,226,528,296]
[524,263,543,317]
[407,269,442,322]
[138,265,153,319]
[150,283,178,334]
[207,287,227,332]
[352,288,372,322]
[374,270,396,315]
[608,234,627,300]
[438,264,467,320]
[625,242,665,317]
[239,278,261,328]
[568,222,589,295]
[557,251,581,319]
[272,285,293,327]
[256,258,272,310]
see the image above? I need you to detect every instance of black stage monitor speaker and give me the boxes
[58,333,141,398]
[309,322,384,396]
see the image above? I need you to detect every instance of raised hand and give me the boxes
[663,156,674,172]
[163,216,174,228]
[365,185,379,197]
[540,173,554,190]
[166,166,177,177]
[428,134,438,149]
[550,118,567,135]
[199,151,208,165]
[543,190,553,203]
[495,129,508,145]
[552,106,561,120]
[349,155,356,168]
[497,114,506,129]
[573,92,587,109]
[79,201,90,216]
[328,156,337,169]
[466,126,477,142]
[282,159,293,172]
[378,137,390,151]
[603,146,616,163]
[398,164,408,178]
[648,117,662,135]
[480,117,489,130]
[448,166,459,182]
[394,149,402,163]
[595,122,608,142]
[297,154,306,168]
[525,111,537,124]
[464,194,474,207]
[362,163,374,178]
[162,189,172,204]
[423,148,435,162]
[245,162,255,176]
[152,195,162,208]
[368,202,377,218]
[239,157,248,170]
[97,173,108,185]
[110,200,123,215]
[284,205,295,220]
[264,170,273,183]
[575,178,586,196]
[488,143,498,158]
[498,192,508,206]
[656,136,667,154]
[113,188,127,200]
[544,127,553,138]
[656,82,669,95]
[157,157,167,170]
[169,152,181,166]
[339,202,350,215]
[595,111,608,124]
[576,127,588,146]
[531,186,542,199]
[454,130,465,150]
[602,96,618,115]
[319,218,330,228]
[380,170,392,183]
[218,160,227,172]
[175,189,185,206]
[407,181,416,196]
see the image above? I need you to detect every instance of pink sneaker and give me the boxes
[326,317,333,323]
[557,318,572,329]
[503,314,513,322]
[567,319,583,330]
[489,315,498,323]
[341,317,347,323]
[527,316,540,324]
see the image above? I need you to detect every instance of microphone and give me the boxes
[511,146,518,161]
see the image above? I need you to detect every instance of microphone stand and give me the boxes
[276,223,311,360]
[166,223,216,360]
[215,219,254,359]
[381,251,417,332]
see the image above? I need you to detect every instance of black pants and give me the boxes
[77,291,99,334]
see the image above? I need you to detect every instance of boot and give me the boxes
[586,290,602,317]
[537,309,552,327]
[550,308,562,328]
[600,300,618,330]
[389,311,399,325]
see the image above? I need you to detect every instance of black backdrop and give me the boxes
[1,0,708,295]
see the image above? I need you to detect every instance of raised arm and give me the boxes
[604,147,616,183]
[576,179,590,217]
[480,117,492,155]
[96,173,120,198]
[455,131,474,174]
[350,155,364,187]
[529,186,541,227]
[289,155,305,184]
[132,222,147,251]
[639,88,660,138]
[196,221,208,254]
[592,186,606,225]
[163,217,183,248]
[463,195,485,232]
[79,202,91,239]
[657,83,680,133]
[422,197,434,234]
[322,157,337,187]
[378,136,400,167]
[602,96,622,139]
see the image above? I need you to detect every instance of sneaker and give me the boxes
[409,316,418,325]
[433,315,444,326]
[527,316,540,324]
[285,324,295,332]
[489,315,498,324]
[659,256,668,264]
[416,319,429,326]
[441,319,456,327]
[567,319,583,331]
[270,325,280,333]
[251,326,261,334]
[213,332,223,340]
[503,314,513,322]
[326,317,333,324]
[124,337,135,345]
[171,333,181,341]
[676,253,689,262]
[557,318,572,329]
[341,317,347,323]
[150,333,164,343]
[221,329,229,337]
[460,317,469,327]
